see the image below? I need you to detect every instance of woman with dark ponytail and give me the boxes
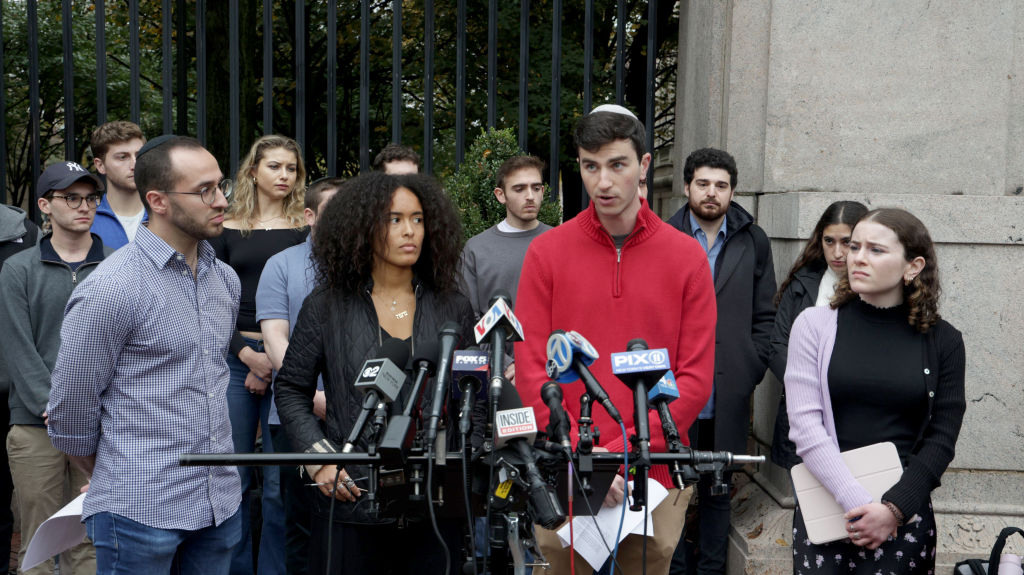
[768,200,867,469]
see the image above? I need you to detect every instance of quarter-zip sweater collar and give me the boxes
[39,233,107,284]
[575,198,661,297]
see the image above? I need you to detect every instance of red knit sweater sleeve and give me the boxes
[664,244,716,440]
[513,238,554,422]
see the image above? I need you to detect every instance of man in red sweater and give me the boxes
[514,104,717,574]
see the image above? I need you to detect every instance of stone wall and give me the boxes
[672,1,1024,572]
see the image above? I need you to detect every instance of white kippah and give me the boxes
[590,103,638,119]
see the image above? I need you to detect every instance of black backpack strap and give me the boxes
[953,558,987,575]
[987,526,1024,575]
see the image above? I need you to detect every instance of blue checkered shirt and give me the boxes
[48,224,242,530]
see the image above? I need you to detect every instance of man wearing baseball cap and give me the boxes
[0,161,110,574]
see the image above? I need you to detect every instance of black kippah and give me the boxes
[136,134,178,158]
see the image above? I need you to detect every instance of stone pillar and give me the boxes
[673,1,1024,573]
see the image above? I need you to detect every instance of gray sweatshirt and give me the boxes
[459,223,551,317]
[0,234,109,425]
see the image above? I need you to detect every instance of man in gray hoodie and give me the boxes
[0,162,110,574]
[0,203,39,573]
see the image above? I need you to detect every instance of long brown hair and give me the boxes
[830,208,941,333]
[775,201,868,306]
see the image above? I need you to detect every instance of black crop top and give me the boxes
[210,226,308,355]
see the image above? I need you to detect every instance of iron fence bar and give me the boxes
[423,0,434,174]
[487,0,496,129]
[295,0,306,154]
[262,0,272,133]
[196,0,207,144]
[391,0,402,145]
[359,0,369,172]
[616,0,625,105]
[161,0,172,134]
[583,0,592,113]
[176,0,187,135]
[62,0,75,160]
[455,0,466,166]
[28,0,40,220]
[129,0,140,124]
[229,0,239,171]
[95,0,107,125]
[0,0,7,204]
[518,0,528,150]
[327,0,337,175]
[646,0,656,182]
[549,0,561,199]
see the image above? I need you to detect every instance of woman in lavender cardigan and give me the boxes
[785,208,966,575]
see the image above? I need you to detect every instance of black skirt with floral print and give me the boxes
[792,501,936,575]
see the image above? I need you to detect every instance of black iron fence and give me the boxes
[2,0,679,222]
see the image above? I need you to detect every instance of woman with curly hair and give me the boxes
[768,200,867,470]
[785,208,966,574]
[209,134,308,575]
[275,171,474,574]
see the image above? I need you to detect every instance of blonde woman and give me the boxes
[210,134,308,575]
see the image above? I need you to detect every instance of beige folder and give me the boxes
[790,441,903,544]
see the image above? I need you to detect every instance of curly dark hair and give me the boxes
[774,200,868,306]
[830,208,941,333]
[313,172,464,294]
[682,147,738,189]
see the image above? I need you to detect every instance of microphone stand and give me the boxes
[654,402,698,488]
[628,383,652,512]
[574,393,596,497]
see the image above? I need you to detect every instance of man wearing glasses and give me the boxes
[0,161,110,574]
[48,136,242,574]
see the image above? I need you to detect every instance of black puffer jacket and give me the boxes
[275,278,476,523]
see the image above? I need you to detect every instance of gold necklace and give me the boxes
[254,214,283,231]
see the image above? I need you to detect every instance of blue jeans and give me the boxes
[226,338,286,575]
[85,508,241,575]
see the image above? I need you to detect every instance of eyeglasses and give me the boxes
[50,194,102,209]
[163,179,232,206]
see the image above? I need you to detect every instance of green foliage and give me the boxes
[445,128,562,240]
[2,0,680,216]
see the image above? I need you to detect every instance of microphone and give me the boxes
[342,338,411,453]
[646,370,687,489]
[540,380,572,450]
[494,382,538,450]
[611,339,671,510]
[493,383,565,530]
[379,339,439,461]
[545,330,622,424]
[424,321,461,447]
[648,369,680,405]
[402,340,439,417]
[451,349,488,436]
[473,290,524,408]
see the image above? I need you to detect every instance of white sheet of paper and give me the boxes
[22,493,87,571]
[555,479,669,571]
